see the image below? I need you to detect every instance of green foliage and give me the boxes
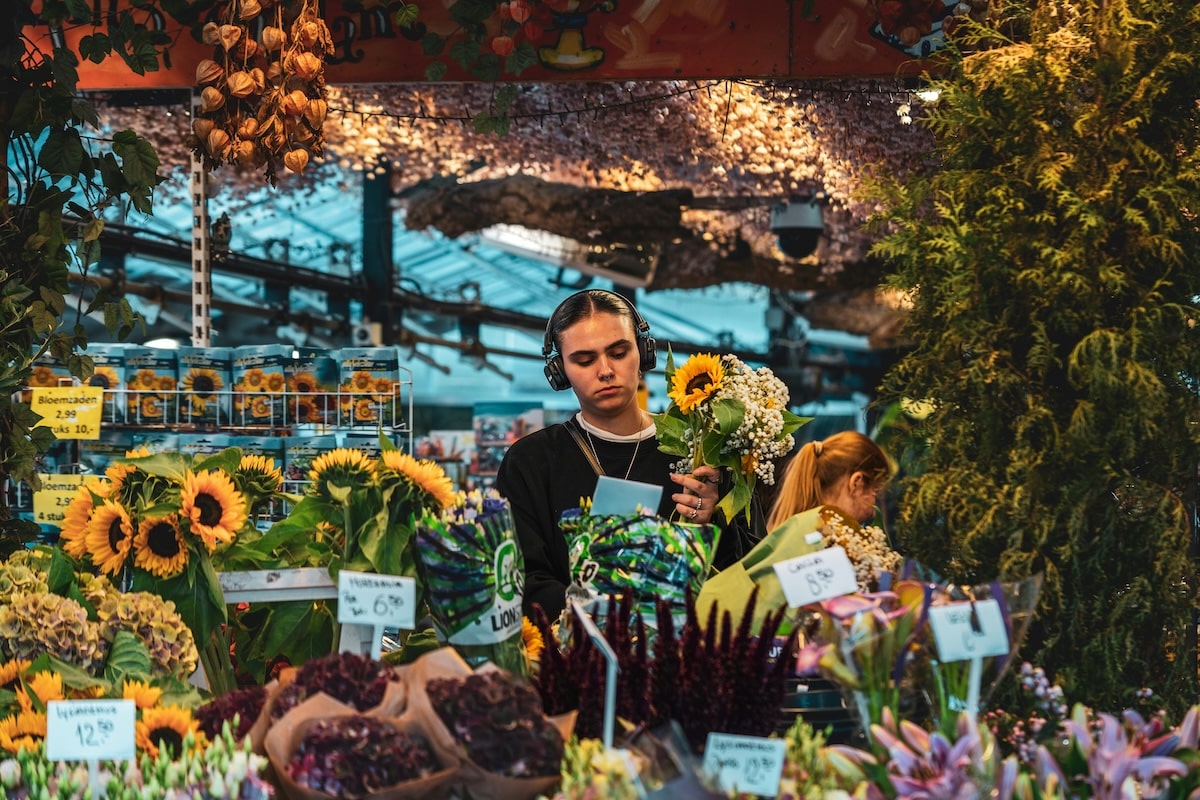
[864,0,1200,714]
[2,2,176,541]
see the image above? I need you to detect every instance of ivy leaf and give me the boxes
[63,0,94,22]
[394,3,419,27]
[422,32,445,56]
[50,48,80,94]
[450,38,480,69]
[78,33,111,64]
[424,61,448,81]
[112,130,161,188]
[505,41,538,76]
[471,52,500,82]
[471,112,497,134]
[37,127,86,179]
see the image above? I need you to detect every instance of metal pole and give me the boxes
[190,88,212,348]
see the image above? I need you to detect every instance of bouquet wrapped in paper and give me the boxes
[415,490,527,674]
[563,507,719,626]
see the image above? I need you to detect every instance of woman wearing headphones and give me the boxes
[496,289,722,620]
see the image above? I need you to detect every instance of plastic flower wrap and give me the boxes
[415,489,527,674]
[562,506,719,626]
[653,351,808,521]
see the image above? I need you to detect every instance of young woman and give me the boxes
[496,289,722,620]
[765,430,892,528]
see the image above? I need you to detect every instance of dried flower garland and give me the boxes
[189,0,332,183]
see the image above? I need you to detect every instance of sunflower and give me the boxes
[17,671,64,712]
[87,365,121,390]
[521,616,545,665]
[350,370,374,391]
[241,367,266,390]
[264,371,286,393]
[84,499,135,575]
[372,376,394,402]
[132,368,159,389]
[157,375,177,392]
[135,705,203,759]
[104,460,138,495]
[59,483,101,559]
[0,710,46,754]
[181,470,248,552]
[181,367,224,401]
[238,454,283,492]
[354,398,377,421]
[134,514,188,578]
[139,395,163,418]
[291,394,320,424]
[288,371,319,394]
[0,660,31,690]
[249,394,273,419]
[123,679,163,710]
[29,365,57,387]
[668,353,726,414]
[307,448,376,503]
[379,450,456,510]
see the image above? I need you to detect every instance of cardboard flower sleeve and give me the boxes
[264,691,460,800]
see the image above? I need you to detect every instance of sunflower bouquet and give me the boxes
[653,351,808,521]
[55,446,287,694]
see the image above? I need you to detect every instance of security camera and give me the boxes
[770,197,824,259]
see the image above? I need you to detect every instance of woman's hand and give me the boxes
[670,465,721,525]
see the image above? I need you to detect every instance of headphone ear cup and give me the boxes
[544,355,570,391]
[639,335,657,373]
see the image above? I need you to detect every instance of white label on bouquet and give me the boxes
[46,700,135,761]
[702,733,786,796]
[448,537,524,645]
[773,545,858,607]
[928,599,1010,661]
[337,570,416,629]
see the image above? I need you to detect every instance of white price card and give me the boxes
[702,733,786,797]
[337,570,416,629]
[46,700,136,762]
[772,545,858,607]
[928,599,1010,662]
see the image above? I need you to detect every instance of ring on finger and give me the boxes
[689,508,698,520]
[695,496,703,510]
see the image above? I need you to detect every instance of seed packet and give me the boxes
[287,347,339,427]
[78,429,135,477]
[84,343,125,424]
[232,345,291,427]
[21,351,72,404]
[339,433,385,462]
[124,346,178,424]
[178,346,232,425]
[283,434,339,495]
[337,347,400,428]
[177,433,232,459]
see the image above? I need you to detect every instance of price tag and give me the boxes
[928,599,1010,661]
[33,474,85,527]
[46,699,136,761]
[336,570,416,629]
[772,545,858,607]
[702,733,786,796]
[31,387,104,440]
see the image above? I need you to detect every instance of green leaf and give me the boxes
[37,127,86,178]
[710,396,744,435]
[424,61,448,81]
[78,33,111,63]
[104,630,154,682]
[422,32,445,56]
[471,53,500,82]
[64,0,93,22]
[450,38,481,69]
[505,41,538,76]
[111,130,161,190]
[394,3,419,27]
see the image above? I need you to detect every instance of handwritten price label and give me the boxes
[927,599,1010,662]
[702,733,786,796]
[337,571,416,629]
[46,700,136,762]
[33,474,86,527]
[30,387,104,440]
[773,545,858,607]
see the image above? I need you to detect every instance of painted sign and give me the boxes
[34,0,958,90]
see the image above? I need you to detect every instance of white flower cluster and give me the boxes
[819,509,903,593]
[713,356,794,485]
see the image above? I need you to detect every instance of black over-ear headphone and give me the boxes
[542,289,657,391]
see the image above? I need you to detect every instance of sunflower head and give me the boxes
[522,616,545,667]
[180,470,248,552]
[307,448,376,503]
[237,454,284,497]
[17,671,64,712]
[88,365,121,390]
[379,450,456,510]
[0,660,32,690]
[134,514,189,578]
[136,705,204,759]
[181,367,224,400]
[84,499,135,576]
[668,353,726,414]
[123,679,164,710]
[0,710,46,755]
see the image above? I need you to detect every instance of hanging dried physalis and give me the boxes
[187,0,330,186]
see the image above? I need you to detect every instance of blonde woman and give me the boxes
[766,431,892,528]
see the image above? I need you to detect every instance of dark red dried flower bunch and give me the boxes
[196,684,268,740]
[271,651,399,720]
[533,588,796,752]
[287,715,439,797]
[426,671,564,778]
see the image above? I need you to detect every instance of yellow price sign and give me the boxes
[33,474,85,528]
[30,387,105,440]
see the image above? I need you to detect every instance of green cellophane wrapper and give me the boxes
[563,508,719,626]
[415,496,527,675]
